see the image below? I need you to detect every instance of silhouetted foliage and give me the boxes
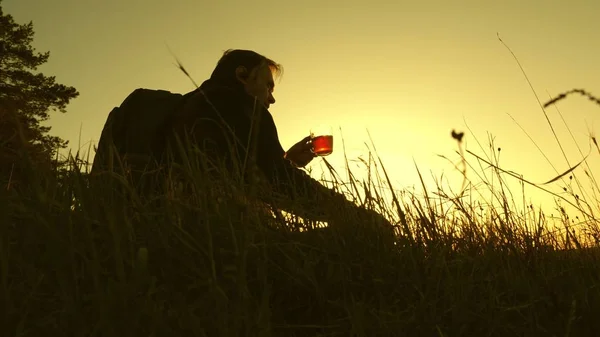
[0,0,79,188]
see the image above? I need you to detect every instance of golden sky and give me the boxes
[5,0,600,218]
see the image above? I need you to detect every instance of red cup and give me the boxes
[311,135,333,156]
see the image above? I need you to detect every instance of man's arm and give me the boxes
[253,109,350,221]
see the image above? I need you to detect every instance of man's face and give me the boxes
[237,63,276,110]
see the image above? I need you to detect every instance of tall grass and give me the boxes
[3,94,600,336]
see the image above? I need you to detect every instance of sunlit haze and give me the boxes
[6,0,600,221]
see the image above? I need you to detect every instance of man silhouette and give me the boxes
[165,49,394,238]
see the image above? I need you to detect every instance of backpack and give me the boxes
[91,88,192,176]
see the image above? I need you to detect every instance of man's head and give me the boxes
[210,49,283,109]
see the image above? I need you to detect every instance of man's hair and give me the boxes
[210,49,283,84]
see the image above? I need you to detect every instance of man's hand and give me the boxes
[285,135,316,168]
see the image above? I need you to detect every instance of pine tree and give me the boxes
[0,0,79,187]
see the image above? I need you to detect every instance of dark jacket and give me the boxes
[165,79,347,221]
